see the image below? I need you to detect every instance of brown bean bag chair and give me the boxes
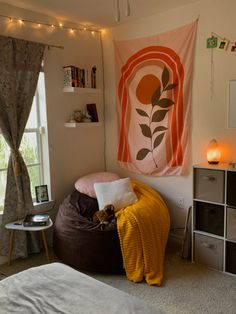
[53,190,124,274]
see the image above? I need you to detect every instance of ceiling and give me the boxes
[0,0,199,29]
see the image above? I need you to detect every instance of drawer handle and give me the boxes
[201,241,214,249]
[201,176,216,181]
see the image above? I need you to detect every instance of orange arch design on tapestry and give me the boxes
[117,46,184,167]
[120,59,173,166]
[126,59,174,166]
[118,50,183,165]
[118,53,180,164]
[118,48,184,167]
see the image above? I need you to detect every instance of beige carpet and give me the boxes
[1,244,236,314]
[86,244,236,314]
[0,248,56,277]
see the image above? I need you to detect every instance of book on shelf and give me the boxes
[63,65,96,88]
[84,68,91,88]
[79,68,85,87]
[86,103,99,122]
[63,65,76,87]
[23,213,50,227]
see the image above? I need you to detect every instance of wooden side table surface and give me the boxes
[5,218,53,266]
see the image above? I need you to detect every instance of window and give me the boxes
[0,72,50,213]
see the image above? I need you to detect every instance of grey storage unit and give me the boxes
[195,202,224,236]
[226,241,236,274]
[194,233,223,271]
[194,168,224,203]
[227,207,236,241]
[193,163,236,276]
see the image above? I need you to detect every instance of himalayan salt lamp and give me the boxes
[207,139,221,164]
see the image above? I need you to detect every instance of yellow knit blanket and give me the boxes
[116,180,170,286]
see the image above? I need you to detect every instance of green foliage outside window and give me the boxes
[0,133,40,209]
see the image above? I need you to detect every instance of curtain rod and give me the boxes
[46,43,64,50]
[0,34,64,50]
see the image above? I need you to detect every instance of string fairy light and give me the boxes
[212,31,235,45]
[0,13,101,35]
[207,30,236,102]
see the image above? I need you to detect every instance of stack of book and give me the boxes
[23,213,50,227]
[63,65,93,88]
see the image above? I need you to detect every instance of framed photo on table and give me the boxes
[35,185,49,203]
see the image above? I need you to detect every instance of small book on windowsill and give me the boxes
[23,213,50,227]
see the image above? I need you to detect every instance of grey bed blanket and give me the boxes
[0,262,160,314]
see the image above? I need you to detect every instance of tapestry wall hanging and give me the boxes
[114,20,198,176]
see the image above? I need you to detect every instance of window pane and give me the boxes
[0,135,10,169]
[0,165,40,207]
[26,97,38,129]
[20,132,39,165]
[0,170,7,207]
[28,165,41,198]
[0,71,47,208]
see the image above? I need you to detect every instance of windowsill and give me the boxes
[0,200,55,216]
[33,200,55,213]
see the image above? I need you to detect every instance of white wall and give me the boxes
[1,0,236,232]
[0,2,105,211]
[102,0,236,227]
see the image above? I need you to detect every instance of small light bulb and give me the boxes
[51,24,55,28]
[83,27,87,31]
[59,23,63,27]
[91,31,95,35]
[37,23,41,28]
[9,17,13,23]
[70,28,74,34]
[18,19,23,25]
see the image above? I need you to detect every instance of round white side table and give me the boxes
[5,218,53,266]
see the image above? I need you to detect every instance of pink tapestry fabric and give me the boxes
[114,21,198,176]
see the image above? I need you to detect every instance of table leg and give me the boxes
[41,230,50,263]
[8,230,15,266]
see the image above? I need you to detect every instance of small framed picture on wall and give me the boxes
[218,39,229,51]
[35,185,49,203]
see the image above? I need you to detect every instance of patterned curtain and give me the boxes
[0,36,45,259]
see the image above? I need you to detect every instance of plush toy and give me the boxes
[93,204,115,224]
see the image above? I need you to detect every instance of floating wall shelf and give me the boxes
[63,87,100,94]
[64,122,103,128]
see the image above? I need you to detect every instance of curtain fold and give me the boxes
[0,36,45,259]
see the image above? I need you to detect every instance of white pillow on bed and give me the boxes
[94,177,138,210]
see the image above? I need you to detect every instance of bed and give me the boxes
[0,262,159,314]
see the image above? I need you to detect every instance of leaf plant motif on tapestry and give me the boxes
[114,20,198,176]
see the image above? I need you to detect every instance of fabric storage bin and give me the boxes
[226,207,236,241]
[226,241,236,274]
[195,201,224,236]
[194,233,223,271]
[227,171,236,207]
[194,168,224,203]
